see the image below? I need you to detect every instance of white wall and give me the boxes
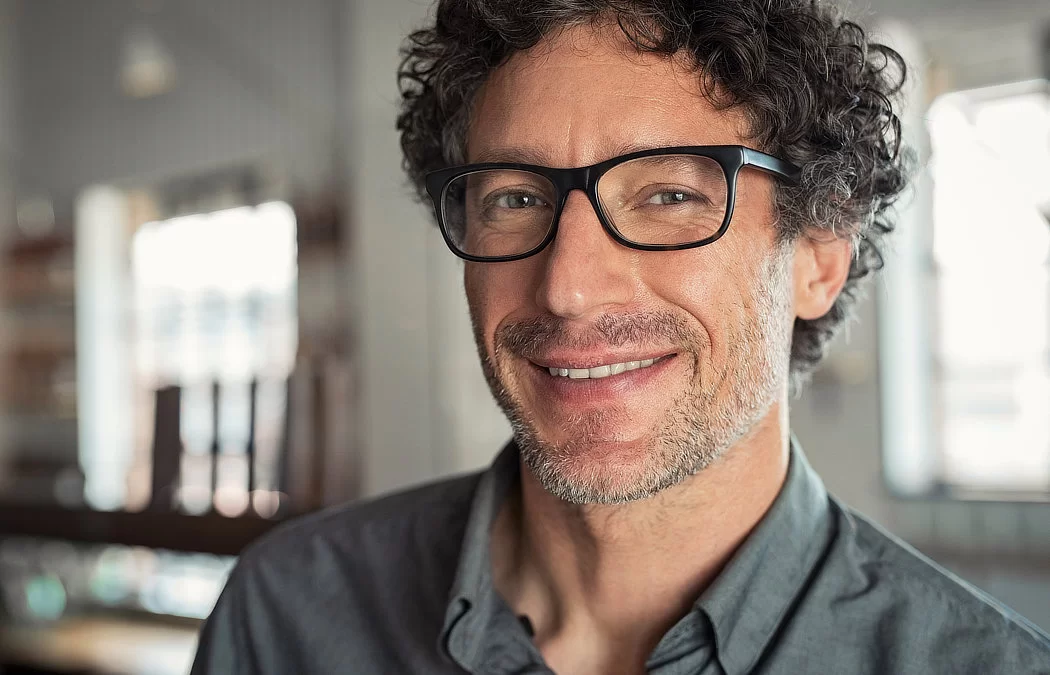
[17,0,340,217]
[0,0,16,231]
[343,0,510,498]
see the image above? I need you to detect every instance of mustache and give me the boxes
[496,312,699,359]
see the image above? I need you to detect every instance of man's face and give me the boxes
[464,25,797,504]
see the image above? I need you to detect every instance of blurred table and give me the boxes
[0,505,276,555]
[1,615,200,675]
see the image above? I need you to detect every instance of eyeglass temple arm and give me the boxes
[741,148,801,185]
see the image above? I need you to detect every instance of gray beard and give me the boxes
[470,248,794,505]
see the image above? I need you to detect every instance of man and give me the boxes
[192,0,1050,673]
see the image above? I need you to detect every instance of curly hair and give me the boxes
[397,0,912,390]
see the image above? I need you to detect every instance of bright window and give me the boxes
[131,201,298,515]
[926,81,1050,494]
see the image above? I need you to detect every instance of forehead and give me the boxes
[466,24,751,166]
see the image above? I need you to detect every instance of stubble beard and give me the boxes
[470,248,794,505]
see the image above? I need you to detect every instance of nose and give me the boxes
[534,190,636,320]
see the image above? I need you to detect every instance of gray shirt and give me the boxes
[191,440,1050,674]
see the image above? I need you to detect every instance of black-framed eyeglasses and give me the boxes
[424,145,800,263]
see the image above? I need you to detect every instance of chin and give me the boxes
[515,428,706,505]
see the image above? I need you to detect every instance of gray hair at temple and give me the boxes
[396,0,913,393]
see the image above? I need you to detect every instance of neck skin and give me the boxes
[490,398,791,675]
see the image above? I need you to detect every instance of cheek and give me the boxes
[464,261,537,350]
[639,250,720,378]
[641,234,769,363]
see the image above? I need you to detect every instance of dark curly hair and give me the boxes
[397,0,912,390]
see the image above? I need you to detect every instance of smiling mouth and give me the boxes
[542,355,674,380]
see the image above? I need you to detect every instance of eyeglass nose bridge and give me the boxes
[542,164,619,253]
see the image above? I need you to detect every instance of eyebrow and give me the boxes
[469,140,690,166]
[470,146,553,165]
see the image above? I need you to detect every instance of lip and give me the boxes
[523,352,680,406]
[528,351,677,370]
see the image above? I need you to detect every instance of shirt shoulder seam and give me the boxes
[239,469,484,563]
[836,503,1050,654]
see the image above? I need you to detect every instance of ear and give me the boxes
[793,233,852,321]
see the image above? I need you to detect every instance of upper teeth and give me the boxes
[548,358,658,379]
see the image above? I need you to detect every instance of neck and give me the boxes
[491,399,791,674]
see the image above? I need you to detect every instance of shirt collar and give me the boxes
[440,439,522,671]
[696,437,835,675]
[439,437,835,674]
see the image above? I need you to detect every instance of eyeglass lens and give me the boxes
[441,155,729,258]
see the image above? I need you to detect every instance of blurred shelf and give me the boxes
[0,504,278,555]
[1,614,200,675]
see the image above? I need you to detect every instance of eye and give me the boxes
[494,192,547,209]
[647,191,693,205]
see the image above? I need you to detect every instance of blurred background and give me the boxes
[0,0,1046,672]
